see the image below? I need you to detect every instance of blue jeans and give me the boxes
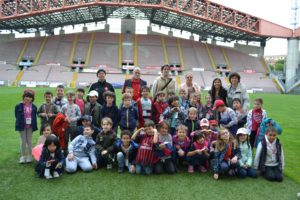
[135,164,153,175]
[117,152,133,173]
[238,167,257,178]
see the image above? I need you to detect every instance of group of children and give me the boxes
[15,84,284,182]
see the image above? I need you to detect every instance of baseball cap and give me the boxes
[236,128,249,135]
[88,90,98,97]
[200,118,209,127]
[213,100,225,110]
[209,120,218,126]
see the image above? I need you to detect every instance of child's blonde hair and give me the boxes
[176,124,188,132]
[188,107,198,114]
[122,93,132,101]
[66,90,75,97]
[101,117,113,126]
[215,128,236,152]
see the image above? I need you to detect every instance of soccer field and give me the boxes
[0,87,299,200]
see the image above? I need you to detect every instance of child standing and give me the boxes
[187,132,210,173]
[153,122,176,174]
[203,94,215,120]
[75,88,86,115]
[189,93,203,120]
[35,135,64,179]
[246,98,267,148]
[232,98,247,128]
[66,125,97,173]
[101,91,119,132]
[163,96,186,135]
[96,117,117,169]
[115,130,138,173]
[236,128,257,178]
[119,93,138,133]
[52,85,67,112]
[84,90,102,129]
[214,100,238,136]
[254,127,284,182]
[61,91,81,142]
[137,86,153,128]
[184,107,200,139]
[132,120,156,175]
[152,91,168,124]
[37,91,58,129]
[173,125,190,165]
[15,90,38,163]
[178,88,189,114]
[213,128,240,180]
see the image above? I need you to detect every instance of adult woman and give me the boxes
[227,72,249,111]
[208,78,227,105]
[180,72,200,99]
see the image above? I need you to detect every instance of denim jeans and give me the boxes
[135,164,153,175]
[238,167,257,178]
[117,152,133,173]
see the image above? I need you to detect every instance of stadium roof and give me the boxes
[0,0,293,42]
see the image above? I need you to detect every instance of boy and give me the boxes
[189,93,203,120]
[101,91,119,132]
[132,120,156,175]
[84,90,102,129]
[173,125,190,165]
[77,115,100,141]
[137,86,153,128]
[61,91,81,143]
[96,117,117,169]
[52,85,67,112]
[75,88,86,115]
[119,93,138,134]
[114,130,138,173]
[184,107,200,139]
[203,94,215,120]
[37,91,58,129]
[152,91,168,124]
[120,87,137,108]
[214,100,238,136]
[65,125,97,173]
[232,98,247,129]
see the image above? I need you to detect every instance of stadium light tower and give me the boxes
[291,0,299,29]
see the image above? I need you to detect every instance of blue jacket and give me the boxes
[101,104,119,129]
[118,105,138,130]
[15,103,38,132]
[114,139,138,164]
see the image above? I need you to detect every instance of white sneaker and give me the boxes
[26,156,32,163]
[19,156,26,164]
[53,171,60,178]
[45,174,53,179]
[107,164,113,170]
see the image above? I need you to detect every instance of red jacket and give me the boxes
[52,113,68,150]
[152,101,168,124]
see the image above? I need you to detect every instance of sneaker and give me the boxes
[19,156,26,164]
[118,167,124,173]
[26,156,32,163]
[53,171,60,178]
[107,164,113,170]
[188,165,194,173]
[199,166,208,173]
[45,174,53,179]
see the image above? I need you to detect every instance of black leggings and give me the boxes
[264,166,283,182]
[154,159,176,174]
[250,130,257,149]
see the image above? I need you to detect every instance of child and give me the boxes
[36,123,52,145]
[152,91,168,124]
[246,98,267,148]
[120,87,137,108]
[173,125,190,165]
[132,120,156,175]
[184,107,200,139]
[200,118,217,145]
[66,125,97,173]
[37,91,58,129]
[163,96,186,135]
[52,85,67,112]
[84,90,102,129]
[76,115,100,141]
[114,130,138,173]
[153,122,176,174]
[119,93,138,133]
[254,127,284,182]
[137,86,153,128]
[15,90,38,163]
[96,117,117,169]
[178,88,189,114]
[35,135,64,179]
[101,91,119,132]
[52,113,69,151]
[75,88,86,115]
[203,94,215,120]
[61,90,81,142]
[187,131,210,173]
[189,93,203,120]
[213,128,240,180]
[232,98,247,128]
[214,100,238,136]
[236,128,257,178]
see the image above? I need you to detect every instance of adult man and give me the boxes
[152,64,176,97]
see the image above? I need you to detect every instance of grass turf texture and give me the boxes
[0,87,299,200]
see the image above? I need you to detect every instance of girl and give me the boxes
[236,128,257,178]
[132,120,156,175]
[15,90,38,163]
[153,122,176,174]
[187,131,210,173]
[254,127,284,182]
[184,107,200,139]
[173,125,190,165]
[163,96,186,135]
[35,135,64,179]
[232,98,247,129]
[213,128,240,180]
[32,124,53,161]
